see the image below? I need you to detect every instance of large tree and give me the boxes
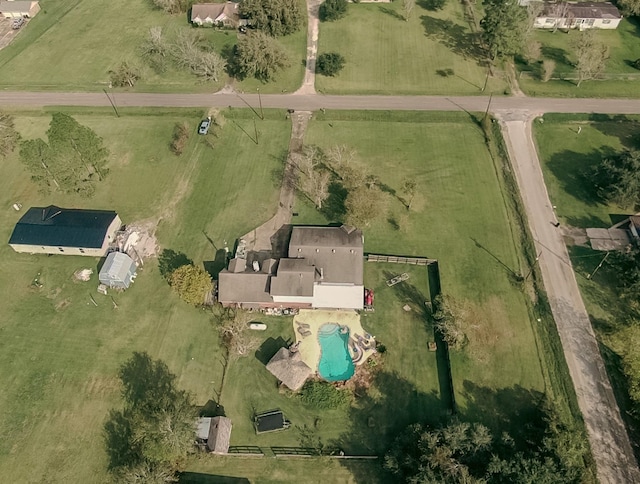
[104,353,195,480]
[0,111,20,158]
[591,149,640,208]
[572,30,609,87]
[618,0,640,16]
[20,113,109,197]
[169,264,213,306]
[481,0,527,61]
[240,0,304,36]
[293,145,331,209]
[316,52,345,77]
[345,185,386,227]
[232,31,291,81]
[319,0,348,22]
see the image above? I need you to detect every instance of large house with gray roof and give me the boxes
[218,225,364,310]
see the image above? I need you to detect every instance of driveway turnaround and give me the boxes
[498,114,640,484]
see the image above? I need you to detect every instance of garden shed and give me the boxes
[266,347,313,391]
[99,252,137,289]
[207,416,232,454]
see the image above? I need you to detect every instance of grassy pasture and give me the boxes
[315,2,506,95]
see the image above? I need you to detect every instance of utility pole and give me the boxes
[524,252,542,281]
[103,89,119,117]
[257,88,264,120]
[483,92,493,123]
[235,92,261,120]
[481,67,490,92]
[253,118,259,145]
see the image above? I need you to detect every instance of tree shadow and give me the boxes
[198,398,227,417]
[546,148,615,208]
[179,473,250,484]
[118,352,179,412]
[320,181,348,222]
[384,270,430,321]
[103,409,139,470]
[421,16,487,67]
[588,114,640,150]
[541,45,572,69]
[418,0,447,11]
[255,336,288,365]
[564,214,611,229]
[378,6,404,21]
[158,249,193,280]
[460,381,547,452]
[204,249,229,280]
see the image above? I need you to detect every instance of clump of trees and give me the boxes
[240,0,305,36]
[169,264,213,305]
[0,111,20,158]
[231,31,291,81]
[20,113,109,197]
[618,0,640,16]
[300,380,351,409]
[481,0,528,61]
[316,52,345,77]
[212,307,259,359]
[104,352,195,482]
[170,122,190,155]
[385,412,588,483]
[319,0,348,22]
[109,61,141,88]
[151,0,191,14]
[572,30,609,87]
[590,149,640,209]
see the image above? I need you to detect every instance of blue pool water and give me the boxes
[317,323,355,381]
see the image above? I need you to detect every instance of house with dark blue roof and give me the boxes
[9,206,121,257]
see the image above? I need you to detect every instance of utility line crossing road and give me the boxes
[2,90,640,483]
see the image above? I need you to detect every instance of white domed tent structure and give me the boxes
[99,252,137,290]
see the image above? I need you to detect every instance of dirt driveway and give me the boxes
[0,18,21,50]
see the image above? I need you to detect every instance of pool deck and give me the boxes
[293,309,376,374]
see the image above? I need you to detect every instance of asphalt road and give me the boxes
[2,91,640,115]
[499,116,640,484]
[2,88,640,481]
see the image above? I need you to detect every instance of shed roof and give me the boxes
[9,206,118,249]
[207,416,232,453]
[0,1,36,13]
[265,347,313,391]
[99,252,136,281]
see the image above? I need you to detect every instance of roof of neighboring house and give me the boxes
[288,225,364,284]
[217,271,271,304]
[207,416,232,453]
[540,1,621,19]
[265,347,313,391]
[191,2,239,22]
[99,252,136,282]
[270,259,315,297]
[9,206,118,249]
[0,1,37,13]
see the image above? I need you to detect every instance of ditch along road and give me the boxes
[2,90,640,482]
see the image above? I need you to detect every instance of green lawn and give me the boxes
[519,19,640,97]
[0,108,290,483]
[315,3,507,95]
[0,0,306,93]
[294,111,547,434]
[533,114,640,227]
[533,113,640,452]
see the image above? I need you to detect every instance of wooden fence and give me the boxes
[366,253,435,265]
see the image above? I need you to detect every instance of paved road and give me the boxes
[3,91,640,115]
[499,116,640,484]
[3,88,640,481]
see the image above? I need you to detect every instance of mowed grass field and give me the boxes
[0,0,306,93]
[519,19,640,98]
[315,2,506,95]
[294,111,546,427]
[0,108,290,483]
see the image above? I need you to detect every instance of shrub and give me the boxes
[300,381,351,409]
[320,0,348,21]
[169,264,213,306]
[170,122,190,155]
[541,59,556,82]
[316,52,346,77]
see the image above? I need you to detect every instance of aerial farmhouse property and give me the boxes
[218,225,365,310]
[0,0,40,18]
[533,1,622,30]
[9,206,121,257]
[190,2,242,28]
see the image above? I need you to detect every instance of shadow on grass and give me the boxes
[104,409,138,470]
[420,16,486,67]
[158,249,193,280]
[255,336,289,365]
[378,6,404,20]
[199,398,227,418]
[204,249,229,280]
[320,182,348,222]
[541,45,572,69]
[588,114,640,150]
[179,473,250,484]
[546,148,615,208]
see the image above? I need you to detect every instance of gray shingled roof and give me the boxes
[217,271,271,304]
[9,206,118,249]
[0,1,36,13]
[540,1,621,19]
[270,259,315,297]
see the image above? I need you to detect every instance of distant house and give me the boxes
[218,225,364,310]
[99,252,137,289]
[0,1,40,18]
[266,347,313,391]
[191,2,242,28]
[534,2,622,30]
[8,205,121,257]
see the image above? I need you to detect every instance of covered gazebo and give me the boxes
[266,347,313,391]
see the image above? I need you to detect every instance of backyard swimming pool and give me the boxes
[317,323,355,381]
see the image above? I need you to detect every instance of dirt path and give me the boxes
[497,112,640,484]
[241,111,312,252]
[295,0,322,95]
